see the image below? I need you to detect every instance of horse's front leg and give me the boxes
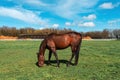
[51,47,59,67]
[53,51,60,67]
[48,50,52,65]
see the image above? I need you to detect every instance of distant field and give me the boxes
[0,40,120,80]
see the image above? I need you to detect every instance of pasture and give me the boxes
[0,40,120,80]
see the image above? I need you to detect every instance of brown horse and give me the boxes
[37,32,82,67]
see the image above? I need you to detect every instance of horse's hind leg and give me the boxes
[67,53,75,67]
[67,46,76,66]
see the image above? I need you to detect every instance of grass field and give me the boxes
[0,40,120,80]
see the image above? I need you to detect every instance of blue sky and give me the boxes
[0,0,120,32]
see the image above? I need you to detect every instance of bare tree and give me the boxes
[113,29,120,39]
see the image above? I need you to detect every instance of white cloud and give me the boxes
[52,0,98,20]
[108,19,120,28]
[99,2,120,9]
[39,27,44,30]
[52,24,59,28]
[12,0,48,6]
[65,22,72,26]
[0,0,99,29]
[108,19,120,24]
[83,14,96,20]
[78,22,95,27]
[99,2,114,9]
[10,0,98,20]
[24,0,48,6]
[0,7,48,25]
[65,21,95,27]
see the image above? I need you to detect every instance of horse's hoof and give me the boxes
[73,63,77,66]
[38,65,44,67]
[47,63,51,66]
[66,63,70,67]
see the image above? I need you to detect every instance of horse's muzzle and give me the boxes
[38,61,44,67]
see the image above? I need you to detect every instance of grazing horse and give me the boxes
[37,32,82,67]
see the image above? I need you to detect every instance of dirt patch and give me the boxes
[0,35,18,39]
[83,36,92,40]
[0,35,92,40]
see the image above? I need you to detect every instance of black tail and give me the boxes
[75,36,82,65]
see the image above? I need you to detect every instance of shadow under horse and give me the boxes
[37,32,82,67]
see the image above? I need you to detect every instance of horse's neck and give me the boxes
[39,40,46,55]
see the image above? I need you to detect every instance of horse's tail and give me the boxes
[76,33,82,54]
[75,33,82,65]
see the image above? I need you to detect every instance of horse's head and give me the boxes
[37,52,44,67]
[37,40,46,67]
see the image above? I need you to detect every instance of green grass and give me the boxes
[0,40,120,80]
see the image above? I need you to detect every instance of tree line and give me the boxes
[0,26,73,37]
[0,26,120,39]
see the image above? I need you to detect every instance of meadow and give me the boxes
[0,40,120,80]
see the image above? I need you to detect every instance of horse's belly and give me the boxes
[56,43,69,49]
[55,39,70,49]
